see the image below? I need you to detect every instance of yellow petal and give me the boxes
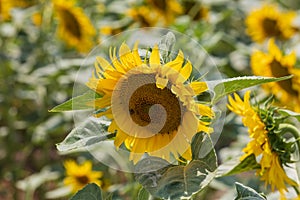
[110,47,126,73]
[268,39,282,61]
[108,120,118,133]
[156,77,168,89]
[197,104,214,118]
[178,60,192,83]
[149,44,160,65]
[98,79,117,94]
[114,129,126,147]
[96,56,114,72]
[87,95,111,109]
[189,81,208,94]
[133,41,142,66]
[181,147,192,160]
[164,50,184,72]
[119,42,136,69]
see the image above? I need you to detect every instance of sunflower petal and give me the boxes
[189,81,208,94]
[164,50,184,72]
[150,44,160,65]
[133,41,143,66]
[178,60,192,83]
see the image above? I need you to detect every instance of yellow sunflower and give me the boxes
[251,39,300,112]
[127,6,159,27]
[99,25,123,36]
[0,0,36,21]
[86,42,214,164]
[0,0,13,21]
[63,160,102,192]
[128,0,183,27]
[147,0,183,25]
[52,0,96,53]
[245,4,296,43]
[228,91,297,198]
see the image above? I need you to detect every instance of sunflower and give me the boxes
[86,42,214,164]
[127,6,159,27]
[0,0,13,21]
[245,4,296,43]
[63,160,102,192]
[128,0,183,27]
[100,25,123,36]
[147,0,183,25]
[251,39,300,112]
[52,0,96,53]
[228,91,298,198]
[0,0,36,21]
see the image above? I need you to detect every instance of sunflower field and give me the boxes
[1,0,300,199]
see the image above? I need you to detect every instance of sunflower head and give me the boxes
[52,0,96,53]
[245,4,297,43]
[227,91,298,197]
[251,39,300,112]
[127,6,159,27]
[86,42,214,164]
[63,160,102,192]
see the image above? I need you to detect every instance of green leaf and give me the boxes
[70,183,102,200]
[49,90,102,112]
[56,117,112,152]
[134,132,217,199]
[211,75,292,104]
[235,182,266,200]
[137,187,150,200]
[218,154,260,177]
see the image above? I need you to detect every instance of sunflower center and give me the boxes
[270,60,298,96]
[262,18,281,37]
[129,83,181,134]
[76,175,89,185]
[61,8,82,39]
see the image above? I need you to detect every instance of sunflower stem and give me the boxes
[278,123,300,195]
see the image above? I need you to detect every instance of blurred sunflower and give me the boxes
[52,0,96,53]
[147,0,183,25]
[128,0,183,27]
[0,0,13,21]
[63,160,102,192]
[0,0,36,21]
[127,6,159,27]
[251,39,300,112]
[245,4,296,43]
[228,91,298,198]
[86,42,214,163]
[100,25,123,36]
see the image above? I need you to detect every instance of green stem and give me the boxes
[278,123,300,195]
